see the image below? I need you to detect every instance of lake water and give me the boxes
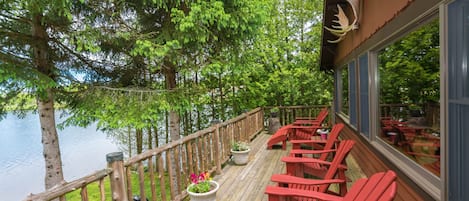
[0,112,120,200]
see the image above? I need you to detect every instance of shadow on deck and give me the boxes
[213,131,366,201]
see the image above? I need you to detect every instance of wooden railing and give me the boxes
[379,103,440,128]
[24,108,264,201]
[264,105,330,126]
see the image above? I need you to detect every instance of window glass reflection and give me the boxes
[378,19,440,176]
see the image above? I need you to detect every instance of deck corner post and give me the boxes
[211,119,223,174]
[106,152,128,201]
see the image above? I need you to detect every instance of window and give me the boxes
[340,65,349,115]
[359,54,369,137]
[377,19,440,176]
[349,61,357,127]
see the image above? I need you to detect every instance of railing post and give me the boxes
[211,119,223,174]
[106,152,128,201]
[243,112,248,141]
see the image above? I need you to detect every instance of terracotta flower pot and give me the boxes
[187,181,219,201]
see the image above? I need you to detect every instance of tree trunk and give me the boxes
[218,71,225,120]
[147,127,152,150]
[195,72,202,130]
[136,128,143,154]
[32,13,64,192]
[165,111,169,144]
[128,127,132,157]
[164,65,181,141]
[37,91,64,190]
[164,62,181,194]
[153,126,159,148]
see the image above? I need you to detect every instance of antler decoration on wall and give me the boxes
[325,0,359,43]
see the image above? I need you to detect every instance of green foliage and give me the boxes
[246,0,332,107]
[2,0,332,142]
[231,141,249,151]
[379,19,440,105]
[188,172,213,193]
[65,171,171,200]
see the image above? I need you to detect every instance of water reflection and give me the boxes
[0,113,120,200]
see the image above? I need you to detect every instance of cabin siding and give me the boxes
[336,116,435,201]
[334,0,413,64]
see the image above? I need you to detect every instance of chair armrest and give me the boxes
[282,156,349,170]
[289,149,336,155]
[290,139,328,145]
[281,156,332,165]
[271,174,345,185]
[289,125,322,129]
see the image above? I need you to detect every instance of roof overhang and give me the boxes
[320,0,359,71]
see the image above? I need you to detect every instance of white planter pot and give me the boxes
[231,149,250,165]
[187,181,219,201]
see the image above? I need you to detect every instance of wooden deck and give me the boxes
[213,131,367,201]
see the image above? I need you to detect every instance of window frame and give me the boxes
[358,53,370,138]
[368,12,442,199]
[338,64,350,117]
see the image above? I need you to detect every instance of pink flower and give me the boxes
[190,173,199,184]
[188,172,213,193]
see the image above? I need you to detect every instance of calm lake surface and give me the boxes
[0,112,120,200]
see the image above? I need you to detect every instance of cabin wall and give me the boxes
[336,116,435,201]
[333,0,413,64]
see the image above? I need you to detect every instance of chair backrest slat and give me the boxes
[344,171,397,201]
[316,108,328,125]
[318,140,355,193]
[319,123,344,161]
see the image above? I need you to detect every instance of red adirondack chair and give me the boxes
[267,108,329,149]
[267,124,293,150]
[293,107,329,126]
[275,140,355,196]
[265,170,398,201]
[290,123,344,155]
[289,108,329,140]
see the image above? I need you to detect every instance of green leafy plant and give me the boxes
[232,141,250,151]
[270,107,279,113]
[188,172,213,193]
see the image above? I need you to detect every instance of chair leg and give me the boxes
[338,170,348,196]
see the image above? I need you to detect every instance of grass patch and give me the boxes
[65,171,172,201]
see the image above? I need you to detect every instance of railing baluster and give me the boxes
[99,178,105,201]
[213,123,222,174]
[187,141,194,175]
[125,166,132,200]
[148,155,157,201]
[166,150,175,199]
[137,161,146,201]
[157,154,167,201]
[198,138,204,172]
[180,146,188,195]
[80,186,88,201]
[174,145,181,194]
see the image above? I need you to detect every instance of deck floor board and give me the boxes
[212,131,366,201]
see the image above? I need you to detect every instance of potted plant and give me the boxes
[317,128,330,140]
[187,172,219,201]
[270,107,279,118]
[231,141,250,165]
